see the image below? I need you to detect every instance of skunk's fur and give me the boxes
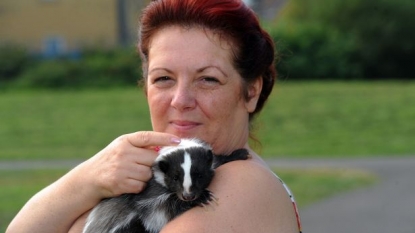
[83,138,249,233]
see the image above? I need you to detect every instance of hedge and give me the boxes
[1,47,142,89]
[271,0,415,79]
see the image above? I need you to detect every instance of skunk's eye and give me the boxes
[193,172,203,179]
[173,174,180,181]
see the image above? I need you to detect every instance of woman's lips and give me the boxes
[170,120,201,131]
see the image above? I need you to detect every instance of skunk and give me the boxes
[83,138,249,233]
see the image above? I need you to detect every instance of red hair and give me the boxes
[139,0,276,118]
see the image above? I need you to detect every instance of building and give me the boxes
[0,0,149,57]
[0,0,285,57]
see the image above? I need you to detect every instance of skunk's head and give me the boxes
[153,139,214,201]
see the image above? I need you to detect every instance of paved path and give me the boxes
[267,157,415,233]
[2,157,415,233]
[0,159,83,170]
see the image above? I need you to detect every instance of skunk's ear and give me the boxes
[158,160,169,173]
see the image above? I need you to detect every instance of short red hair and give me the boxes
[139,0,276,118]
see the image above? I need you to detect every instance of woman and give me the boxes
[7,0,302,232]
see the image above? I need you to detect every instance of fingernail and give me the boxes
[171,137,181,144]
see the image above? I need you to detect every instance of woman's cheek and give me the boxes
[148,93,169,127]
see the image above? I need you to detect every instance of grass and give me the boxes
[1,81,415,160]
[256,81,415,157]
[0,169,67,232]
[0,168,377,232]
[0,88,152,160]
[275,168,377,207]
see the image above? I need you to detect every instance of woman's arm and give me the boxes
[160,155,299,233]
[6,132,181,233]
[7,162,103,233]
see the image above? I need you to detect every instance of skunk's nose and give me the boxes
[182,193,197,201]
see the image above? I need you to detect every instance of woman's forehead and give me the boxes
[147,26,235,71]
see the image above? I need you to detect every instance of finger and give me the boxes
[108,165,151,195]
[123,179,147,194]
[124,147,159,167]
[125,131,181,148]
[126,163,153,182]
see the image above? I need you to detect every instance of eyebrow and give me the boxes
[149,66,228,77]
[197,66,228,77]
[148,68,174,75]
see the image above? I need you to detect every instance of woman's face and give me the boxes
[146,26,261,154]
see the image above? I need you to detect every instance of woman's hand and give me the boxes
[6,131,181,233]
[81,131,181,199]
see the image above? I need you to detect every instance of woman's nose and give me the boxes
[171,83,196,111]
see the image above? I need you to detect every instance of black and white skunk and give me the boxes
[83,138,249,233]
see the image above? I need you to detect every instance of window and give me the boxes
[42,36,66,58]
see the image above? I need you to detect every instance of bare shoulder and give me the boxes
[161,155,299,233]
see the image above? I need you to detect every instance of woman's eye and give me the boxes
[195,76,221,90]
[201,76,219,83]
[151,76,174,88]
[154,76,171,83]
[198,76,221,89]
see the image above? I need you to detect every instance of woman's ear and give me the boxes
[245,77,263,113]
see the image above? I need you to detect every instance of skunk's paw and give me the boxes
[198,190,219,211]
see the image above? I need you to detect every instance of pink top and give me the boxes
[277,175,303,233]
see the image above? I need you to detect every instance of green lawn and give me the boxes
[1,81,414,160]
[0,88,152,160]
[257,81,415,157]
[0,169,67,232]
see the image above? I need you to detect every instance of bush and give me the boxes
[76,49,142,87]
[13,48,142,89]
[271,0,415,79]
[272,22,362,79]
[0,45,32,84]
[15,60,79,88]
